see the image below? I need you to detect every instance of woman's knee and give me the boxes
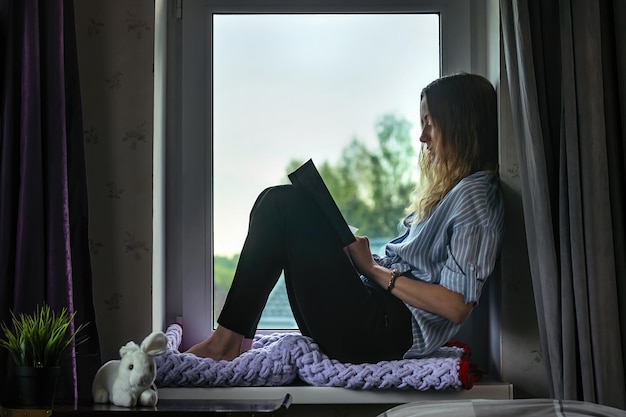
[254,185,304,209]
[249,185,305,221]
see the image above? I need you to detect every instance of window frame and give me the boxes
[164,0,480,349]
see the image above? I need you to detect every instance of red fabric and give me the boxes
[446,339,483,389]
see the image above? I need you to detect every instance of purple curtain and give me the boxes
[0,0,101,405]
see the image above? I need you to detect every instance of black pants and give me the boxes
[218,185,413,363]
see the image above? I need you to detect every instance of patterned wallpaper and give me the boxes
[74,0,154,361]
[70,0,548,398]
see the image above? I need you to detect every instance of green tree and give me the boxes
[214,254,239,290]
[287,113,417,239]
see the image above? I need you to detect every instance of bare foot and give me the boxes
[185,339,240,361]
[185,326,243,361]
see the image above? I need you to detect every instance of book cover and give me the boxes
[288,159,356,247]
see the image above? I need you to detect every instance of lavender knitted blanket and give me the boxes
[155,324,478,390]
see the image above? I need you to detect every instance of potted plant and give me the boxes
[0,304,89,407]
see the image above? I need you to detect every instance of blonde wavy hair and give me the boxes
[408,73,498,221]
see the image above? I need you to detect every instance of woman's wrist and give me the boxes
[367,264,400,290]
[386,269,402,292]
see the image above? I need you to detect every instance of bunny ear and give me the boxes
[140,331,168,356]
[120,341,140,358]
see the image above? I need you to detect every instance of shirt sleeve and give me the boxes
[439,224,500,304]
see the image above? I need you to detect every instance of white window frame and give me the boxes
[161,0,486,349]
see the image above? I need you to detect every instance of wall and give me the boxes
[498,61,550,399]
[72,0,549,398]
[482,0,550,399]
[74,0,155,361]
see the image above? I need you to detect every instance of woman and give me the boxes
[187,73,505,364]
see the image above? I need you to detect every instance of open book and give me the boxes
[288,159,357,247]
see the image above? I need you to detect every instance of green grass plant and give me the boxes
[0,304,88,367]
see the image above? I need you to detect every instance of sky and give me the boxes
[213,13,440,256]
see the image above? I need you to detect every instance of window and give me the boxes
[213,13,439,329]
[166,0,479,348]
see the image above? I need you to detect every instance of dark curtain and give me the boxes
[0,0,101,405]
[501,0,626,409]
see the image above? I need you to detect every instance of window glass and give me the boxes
[213,13,440,329]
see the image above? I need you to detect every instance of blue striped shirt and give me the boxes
[375,171,505,358]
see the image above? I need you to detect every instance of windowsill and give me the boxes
[157,378,513,404]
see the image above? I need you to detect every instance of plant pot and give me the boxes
[14,366,61,408]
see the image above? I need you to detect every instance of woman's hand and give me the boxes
[348,237,472,324]
[346,236,377,276]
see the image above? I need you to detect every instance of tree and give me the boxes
[287,113,418,239]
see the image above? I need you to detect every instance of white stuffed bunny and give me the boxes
[92,331,168,407]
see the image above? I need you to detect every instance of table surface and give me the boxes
[1,396,292,417]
